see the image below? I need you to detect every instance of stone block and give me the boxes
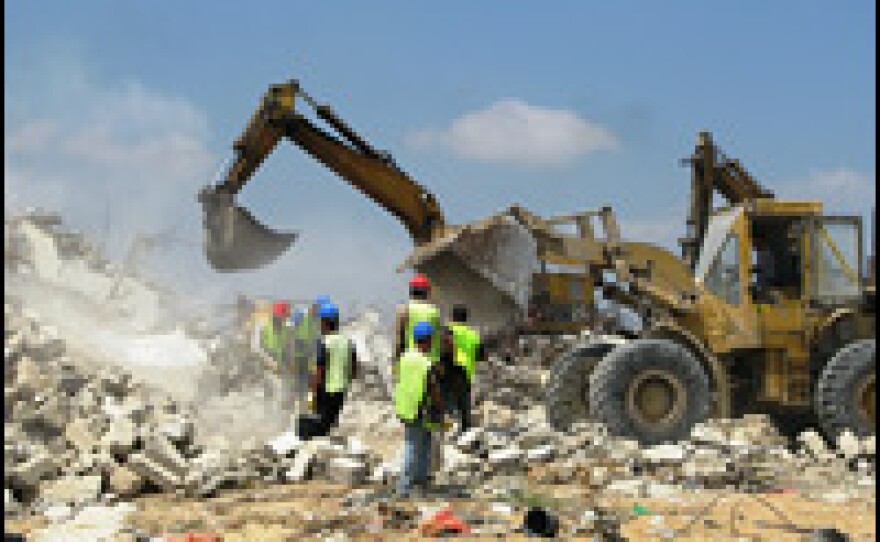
[101,417,137,456]
[108,465,143,497]
[39,475,102,507]
[286,448,317,482]
[127,452,181,491]
[267,431,301,457]
[143,434,189,477]
[9,452,58,490]
[326,457,368,486]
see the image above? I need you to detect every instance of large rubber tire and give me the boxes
[589,338,710,445]
[544,340,619,431]
[815,338,876,440]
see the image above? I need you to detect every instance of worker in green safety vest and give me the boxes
[395,320,445,497]
[257,301,294,418]
[441,304,485,432]
[292,295,328,414]
[299,302,358,439]
[393,274,442,381]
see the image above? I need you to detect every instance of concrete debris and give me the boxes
[38,475,103,507]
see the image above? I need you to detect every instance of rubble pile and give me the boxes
[3,296,387,516]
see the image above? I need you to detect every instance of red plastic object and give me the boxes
[164,534,221,542]
[420,507,471,536]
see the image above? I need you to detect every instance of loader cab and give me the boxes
[697,201,864,310]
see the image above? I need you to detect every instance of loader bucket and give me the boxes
[199,189,297,272]
[400,212,539,337]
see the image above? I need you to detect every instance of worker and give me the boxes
[300,302,358,439]
[393,274,441,380]
[395,321,445,497]
[442,304,485,432]
[257,300,294,416]
[292,295,329,414]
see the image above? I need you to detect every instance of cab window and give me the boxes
[704,233,741,305]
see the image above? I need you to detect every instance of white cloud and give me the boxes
[777,168,875,214]
[5,61,215,262]
[409,99,618,166]
[7,119,59,154]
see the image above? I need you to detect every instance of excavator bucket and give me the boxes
[199,189,298,272]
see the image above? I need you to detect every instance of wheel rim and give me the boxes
[855,373,876,429]
[625,369,687,429]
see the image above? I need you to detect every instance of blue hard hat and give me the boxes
[413,321,433,341]
[318,303,339,320]
[315,295,331,306]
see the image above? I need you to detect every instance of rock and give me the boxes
[8,451,58,490]
[326,457,369,486]
[456,428,485,453]
[798,430,829,458]
[642,444,687,464]
[65,419,98,454]
[157,417,194,446]
[39,475,102,507]
[143,433,189,477]
[526,445,556,463]
[603,478,645,497]
[267,431,302,457]
[127,452,181,491]
[370,462,398,486]
[101,417,137,456]
[836,431,861,459]
[5,488,20,515]
[286,447,317,482]
[107,465,143,497]
[862,435,876,457]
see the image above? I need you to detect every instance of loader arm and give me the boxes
[201,80,446,271]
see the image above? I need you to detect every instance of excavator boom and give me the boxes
[201,80,445,271]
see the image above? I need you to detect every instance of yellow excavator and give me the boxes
[200,79,874,444]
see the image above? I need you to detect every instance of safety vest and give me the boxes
[261,322,290,362]
[395,349,432,423]
[295,312,316,341]
[449,323,480,382]
[322,333,352,393]
[405,301,441,362]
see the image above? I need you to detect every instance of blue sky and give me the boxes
[5,1,876,309]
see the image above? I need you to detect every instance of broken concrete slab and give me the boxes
[127,452,181,491]
[38,475,102,507]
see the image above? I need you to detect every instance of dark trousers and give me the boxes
[297,389,345,439]
[443,364,472,431]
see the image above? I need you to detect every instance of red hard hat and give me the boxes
[272,301,291,318]
[409,273,431,290]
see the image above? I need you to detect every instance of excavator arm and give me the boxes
[200,80,446,271]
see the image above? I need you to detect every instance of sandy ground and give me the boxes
[7,478,875,541]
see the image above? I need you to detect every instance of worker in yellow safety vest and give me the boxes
[257,301,294,416]
[299,302,358,439]
[393,274,441,380]
[292,295,328,415]
[441,304,485,432]
[395,321,445,497]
